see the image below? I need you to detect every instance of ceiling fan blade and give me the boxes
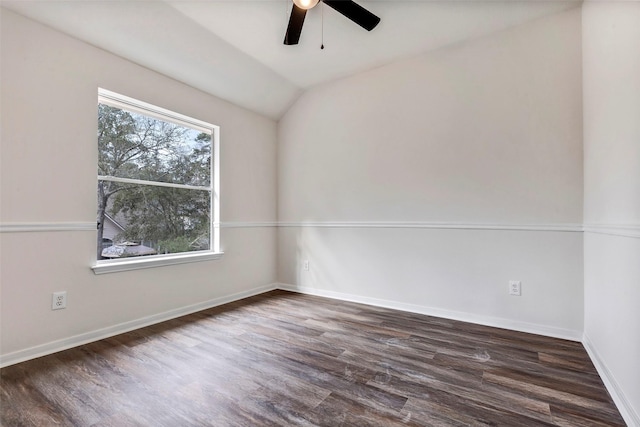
[284,4,307,45]
[323,0,380,31]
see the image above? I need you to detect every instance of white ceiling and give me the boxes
[2,0,580,119]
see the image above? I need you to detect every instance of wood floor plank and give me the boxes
[369,369,555,423]
[0,290,625,426]
[401,394,555,427]
[484,366,614,402]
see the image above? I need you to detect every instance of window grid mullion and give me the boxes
[98,175,212,192]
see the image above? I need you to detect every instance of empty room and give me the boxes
[0,0,638,425]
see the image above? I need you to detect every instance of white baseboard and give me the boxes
[583,334,640,427]
[0,283,277,368]
[1,281,582,365]
[275,283,582,342]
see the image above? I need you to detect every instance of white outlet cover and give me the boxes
[509,281,522,296]
[52,291,67,310]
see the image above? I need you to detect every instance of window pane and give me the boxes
[98,104,211,187]
[98,181,211,259]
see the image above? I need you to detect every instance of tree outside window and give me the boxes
[97,90,216,261]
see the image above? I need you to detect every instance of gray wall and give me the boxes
[582,2,640,425]
[277,9,584,338]
[0,9,278,360]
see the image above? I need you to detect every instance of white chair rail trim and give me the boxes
[583,223,640,239]
[277,221,583,232]
[0,222,96,233]
[1,221,591,233]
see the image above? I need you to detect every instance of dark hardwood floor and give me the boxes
[1,290,625,426]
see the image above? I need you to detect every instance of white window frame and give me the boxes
[92,89,222,275]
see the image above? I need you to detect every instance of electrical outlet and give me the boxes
[509,281,521,296]
[52,291,67,310]
[303,260,310,271]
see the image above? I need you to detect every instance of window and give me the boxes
[93,89,221,274]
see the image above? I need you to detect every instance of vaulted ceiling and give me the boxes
[2,0,580,119]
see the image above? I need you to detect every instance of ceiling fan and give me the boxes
[284,0,381,45]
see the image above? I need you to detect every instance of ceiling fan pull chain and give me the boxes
[321,1,325,49]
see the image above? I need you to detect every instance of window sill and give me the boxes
[92,251,224,275]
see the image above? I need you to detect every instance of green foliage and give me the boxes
[156,236,195,255]
[112,185,210,251]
